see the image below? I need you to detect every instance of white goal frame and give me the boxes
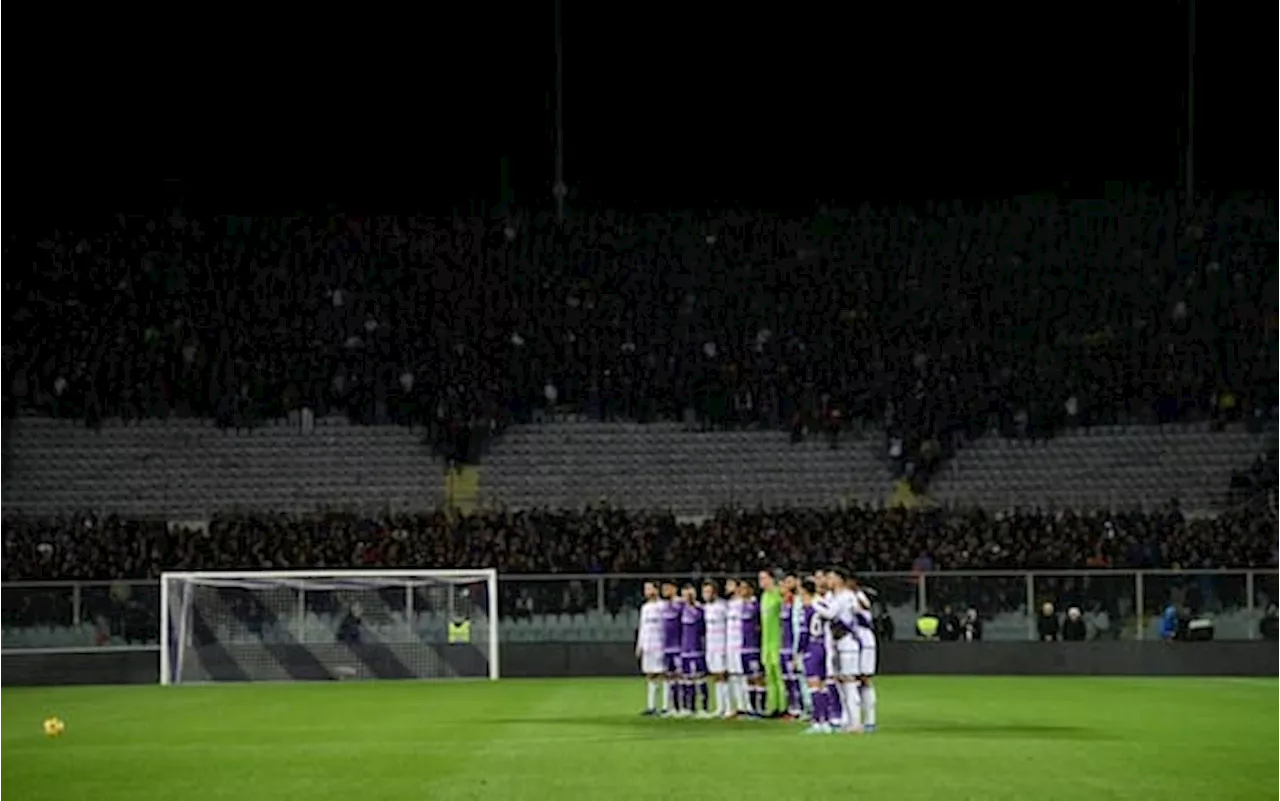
[159,568,500,685]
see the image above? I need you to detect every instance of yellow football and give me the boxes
[42,717,66,737]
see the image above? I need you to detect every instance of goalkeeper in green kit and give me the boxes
[758,569,786,718]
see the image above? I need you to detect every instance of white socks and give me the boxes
[840,681,861,727]
[654,677,872,724]
[715,681,729,714]
[732,676,748,711]
[861,685,877,727]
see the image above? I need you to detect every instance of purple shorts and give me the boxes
[663,653,680,673]
[802,648,827,681]
[740,651,762,678]
[681,655,708,677]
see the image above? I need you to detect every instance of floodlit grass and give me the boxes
[3,677,1276,801]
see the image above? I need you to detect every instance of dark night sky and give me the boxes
[569,0,1271,202]
[13,0,1274,214]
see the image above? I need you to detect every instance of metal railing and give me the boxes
[3,570,1276,651]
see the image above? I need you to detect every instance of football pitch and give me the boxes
[3,677,1276,801]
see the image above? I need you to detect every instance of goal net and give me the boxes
[160,570,498,685]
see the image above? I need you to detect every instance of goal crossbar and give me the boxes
[163,569,497,581]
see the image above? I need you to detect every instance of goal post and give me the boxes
[159,569,500,685]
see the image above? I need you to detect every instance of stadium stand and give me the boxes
[932,421,1272,510]
[7,192,1276,455]
[457,420,890,513]
[3,189,1276,650]
[2,416,444,518]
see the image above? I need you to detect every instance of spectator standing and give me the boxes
[1037,602,1060,642]
[915,613,939,640]
[1159,602,1180,642]
[961,608,983,641]
[938,605,961,641]
[1260,605,1278,641]
[1090,607,1112,640]
[911,552,934,574]
[337,604,363,645]
[874,606,895,642]
[1061,607,1087,641]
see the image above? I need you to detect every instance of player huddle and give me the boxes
[636,567,878,734]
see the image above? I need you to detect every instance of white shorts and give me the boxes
[835,643,861,678]
[641,650,665,675]
[727,650,743,675]
[857,646,877,677]
[706,650,728,675]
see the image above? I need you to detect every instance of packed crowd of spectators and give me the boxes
[5,504,1274,583]
[6,190,1276,475]
[5,505,1275,632]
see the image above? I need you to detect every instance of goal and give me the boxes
[160,569,499,685]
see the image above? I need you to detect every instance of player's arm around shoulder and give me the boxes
[636,601,651,657]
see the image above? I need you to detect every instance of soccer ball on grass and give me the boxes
[43,717,66,737]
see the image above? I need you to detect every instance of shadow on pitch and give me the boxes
[896,721,1109,740]
[491,715,786,734]
[500,716,1109,741]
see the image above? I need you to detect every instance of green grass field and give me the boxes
[3,677,1276,801]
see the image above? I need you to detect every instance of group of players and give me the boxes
[636,567,878,734]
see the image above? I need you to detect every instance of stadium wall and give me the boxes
[4,642,1276,686]
[3,649,160,686]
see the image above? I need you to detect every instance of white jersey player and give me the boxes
[700,581,730,716]
[635,582,666,715]
[814,569,864,733]
[849,581,879,732]
[723,578,747,715]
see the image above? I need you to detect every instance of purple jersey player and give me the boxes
[680,597,706,671]
[661,582,684,670]
[735,582,766,716]
[798,578,834,733]
[679,585,710,716]
[739,593,761,666]
[660,582,685,715]
[798,604,827,683]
